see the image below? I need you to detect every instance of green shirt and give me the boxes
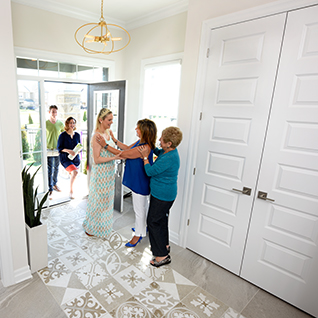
[46,119,64,149]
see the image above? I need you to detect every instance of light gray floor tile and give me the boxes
[0,274,66,318]
[170,248,259,312]
[241,289,314,318]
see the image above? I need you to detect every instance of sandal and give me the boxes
[150,255,171,267]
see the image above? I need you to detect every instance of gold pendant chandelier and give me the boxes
[74,0,130,55]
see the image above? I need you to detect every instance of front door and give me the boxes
[186,14,286,274]
[44,81,89,205]
[241,6,318,317]
[88,80,126,212]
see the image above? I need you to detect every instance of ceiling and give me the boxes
[12,0,189,30]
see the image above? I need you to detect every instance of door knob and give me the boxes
[232,187,251,196]
[257,191,275,202]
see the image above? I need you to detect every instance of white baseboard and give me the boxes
[169,230,180,246]
[14,266,32,284]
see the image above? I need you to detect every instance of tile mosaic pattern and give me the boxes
[38,201,244,318]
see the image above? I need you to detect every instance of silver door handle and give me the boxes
[257,191,275,202]
[232,187,251,196]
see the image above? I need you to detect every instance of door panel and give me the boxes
[18,79,46,195]
[241,6,318,317]
[88,81,126,212]
[186,14,286,274]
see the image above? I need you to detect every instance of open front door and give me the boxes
[88,80,126,212]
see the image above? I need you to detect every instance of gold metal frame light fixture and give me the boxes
[75,0,130,55]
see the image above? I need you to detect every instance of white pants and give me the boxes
[132,191,149,237]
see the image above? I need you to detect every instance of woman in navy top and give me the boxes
[96,119,157,247]
[139,126,183,267]
[57,117,81,199]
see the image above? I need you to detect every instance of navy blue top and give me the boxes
[57,131,81,168]
[144,148,180,201]
[122,140,154,195]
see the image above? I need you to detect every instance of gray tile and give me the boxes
[0,274,66,318]
[62,290,108,317]
[182,286,228,318]
[113,210,135,231]
[241,290,314,318]
[109,296,154,317]
[90,276,132,313]
[165,302,201,318]
[170,248,259,312]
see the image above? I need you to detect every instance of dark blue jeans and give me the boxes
[147,195,174,257]
[47,156,60,191]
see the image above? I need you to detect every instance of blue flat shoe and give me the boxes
[125,236,142,247]
[131,227,148,233]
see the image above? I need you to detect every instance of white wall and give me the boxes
[121,12,187,144]
[11,2,126,79]
[0,0,31,286]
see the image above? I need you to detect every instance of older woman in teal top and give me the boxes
[139,126,183,267]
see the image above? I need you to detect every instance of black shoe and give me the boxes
[151,255,171,267]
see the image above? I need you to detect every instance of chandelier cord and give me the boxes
[100,0,104,21]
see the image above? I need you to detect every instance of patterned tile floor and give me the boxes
[38,198,247,318]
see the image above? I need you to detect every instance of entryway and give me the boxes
[18,78,126,211]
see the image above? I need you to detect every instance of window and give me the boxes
[141,54,182,142]
[17,57,109,81]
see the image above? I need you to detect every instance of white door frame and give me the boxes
[179,0,318,247]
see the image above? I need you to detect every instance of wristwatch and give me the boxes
[104,144,109,150]
[143,157,148,161]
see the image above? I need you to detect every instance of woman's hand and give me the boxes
[68,150,76,156]
[138,145,150,158]
[109,130,115,141]
[95,133,106,148]
[113,153,122,160]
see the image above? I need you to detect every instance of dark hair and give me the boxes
[137,119,157,150]
[64,117,76,131]
[49,105,58,111]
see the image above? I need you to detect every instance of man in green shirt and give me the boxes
[46,105,64,197]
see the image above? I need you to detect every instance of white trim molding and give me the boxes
[14,47,116,80]
[126,0,188,30]
[206,0,318,30]
[12,0,188,31]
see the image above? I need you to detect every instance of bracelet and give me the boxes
[115,140,118,145]
[104,144,109,150]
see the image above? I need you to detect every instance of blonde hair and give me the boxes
[162,126,183,148]
[95,108,112,132]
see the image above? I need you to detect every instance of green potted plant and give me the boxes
[22,163,49,272]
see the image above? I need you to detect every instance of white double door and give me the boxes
[186,5,318,317]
